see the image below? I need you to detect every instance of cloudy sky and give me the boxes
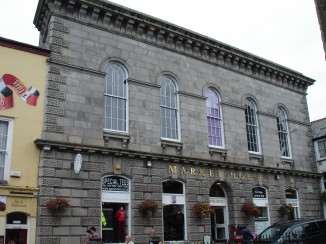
[0,0,325,121]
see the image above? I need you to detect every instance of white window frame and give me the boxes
[104,62,129,134]
[244,98,261,154]
[276,107,292,159]
[160,75,181,141]
[315,138,326,161]
[285,188,301,219]
[0,117,13,182]
[206,88,225,148]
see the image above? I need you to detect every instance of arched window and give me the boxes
[104,62,128,132]
[244,98,260,153]
[206,89,224,147]
[276,107,291,158]
[210,184,225,197]
[160,76,179,140]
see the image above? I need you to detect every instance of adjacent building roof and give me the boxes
[311,117,326,139]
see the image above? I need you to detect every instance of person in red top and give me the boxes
[115,206,126,242]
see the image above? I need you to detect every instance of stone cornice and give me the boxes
[34,0,314,95]
[34,138,321,178]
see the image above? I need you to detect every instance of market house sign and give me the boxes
[168,165,263,181]
[102,176,129,191]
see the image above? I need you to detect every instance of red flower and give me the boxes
[192,201,213,219]
[138,199,159,215]
[241,201,260,217]
[46,198,70,213]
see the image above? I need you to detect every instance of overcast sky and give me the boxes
[0,0,325,121]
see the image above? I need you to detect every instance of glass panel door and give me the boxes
[213,207,226,240]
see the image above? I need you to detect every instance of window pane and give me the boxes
[244,99,259,152]
[160,76,179,139]
[276,107,290,157]
[104,63,127,132]
[206,89,223,147]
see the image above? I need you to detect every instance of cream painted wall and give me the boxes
[0,46,47,187]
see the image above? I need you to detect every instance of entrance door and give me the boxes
[5,229,27,244]
[102,203,128,244]
[209,182,228,242]
[212,207,226,240]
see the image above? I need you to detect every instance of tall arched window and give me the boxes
[160,76,179,140]
[276,107,291,158]
[244,98,260,153]
[206,89,224,147]
[104,62,128,132]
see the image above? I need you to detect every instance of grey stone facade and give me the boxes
[33,0,322,243]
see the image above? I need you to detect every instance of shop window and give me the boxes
[162,180,185,241]
[285,188,300,219]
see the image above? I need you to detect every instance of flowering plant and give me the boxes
[241,201,260,217]
[46,198,70,213]
[278,203,294,219]
[138,199,159,215]
[192,201,213,219]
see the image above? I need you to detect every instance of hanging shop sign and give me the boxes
[102,176,129,191]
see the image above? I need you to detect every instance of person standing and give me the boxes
[115,206,126,242]
[89,227,101,239]
[125,235,134,244]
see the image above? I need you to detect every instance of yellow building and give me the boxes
[0,37,49,244]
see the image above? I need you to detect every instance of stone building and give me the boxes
[33,0,322,243]
[311,117,326,218]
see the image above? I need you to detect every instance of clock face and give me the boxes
[74,153,82,174]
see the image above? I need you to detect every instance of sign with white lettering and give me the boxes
[102,176,129,191]
[252,187,266,198]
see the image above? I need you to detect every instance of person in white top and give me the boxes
[125,235,134,244]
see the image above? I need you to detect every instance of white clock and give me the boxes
[74,153,82,174]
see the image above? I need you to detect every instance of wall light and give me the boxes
[146,160,152,168]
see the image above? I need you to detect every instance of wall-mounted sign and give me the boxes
[102,176,129,191]
[0,74,40,110]
[252,187,267,198]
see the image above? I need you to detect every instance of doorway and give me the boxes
[5,229,27,244]
[209,182,229,242]
[102,203,128,244]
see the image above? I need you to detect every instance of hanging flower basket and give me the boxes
[241,201,260,217]
[278,203,294,220]
[321,191,326,202]
[46,198,70,214]
[192,201,213,219]
[138,199,159,216]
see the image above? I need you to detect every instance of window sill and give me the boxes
[103,131,130,148]
[161,139,183,155]
[209,147,227,161]
[281,158,294,168]
[249,153,264,165]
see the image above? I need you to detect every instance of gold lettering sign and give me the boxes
[168,165,264,182]
[12,199,27,208]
